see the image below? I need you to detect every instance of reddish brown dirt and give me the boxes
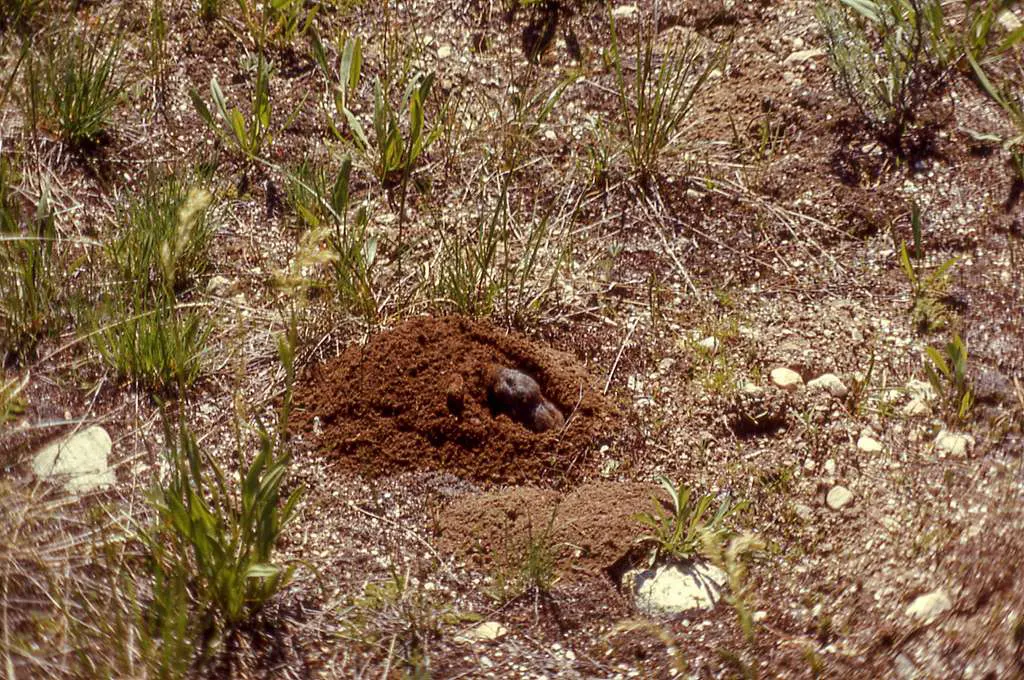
[436,481,664,580]
[291,315,619,484]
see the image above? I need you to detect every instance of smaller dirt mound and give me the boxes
[292,316,617,484]
[436,482,664,580]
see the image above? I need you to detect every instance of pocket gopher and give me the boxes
[485,365,565,433]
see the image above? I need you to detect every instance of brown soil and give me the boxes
[436,481,663,580]
[291,315,618,485]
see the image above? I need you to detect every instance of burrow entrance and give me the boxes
[291,316,619,484]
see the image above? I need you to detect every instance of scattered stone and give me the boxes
[436,44,452,59]
[826,485,853,510]
[823,459,836,476]
[906,379,937,402]
[793,503,814,521]
[857,435,883,453]
[934,430,974,457]
[32,426,115,494]
[455,621,508,644]
[697,336,720,355]
[206,275,236,296]
[740,380,763,396]
[627,561,727,615]
[784,48,826,64]
[894,653,918,679]
[998,8,1022,32]
[905,589,952,623]
[902,398,930,417]
[807,373,848,398]
[770,367,803,391]
[611,4,638,18]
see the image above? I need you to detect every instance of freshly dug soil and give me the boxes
[291,316,619,484]
[436,481,665,581]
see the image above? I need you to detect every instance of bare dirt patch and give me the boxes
[291,315,619,484]
[436,481,662,580]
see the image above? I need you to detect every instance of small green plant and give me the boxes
[607,11,724,183]
[24,27,124,146]
[110,178,215,297]
[966,42,1024,180]
[191,54,277,161]
[144,331,302,650]
[898,223,956,334]
[816,0,951,143]
[316,36,438,189]
[0,163,61,362]
[428,168,571,322]
[93,296,211,394]
[0,371,28,426]
[237,0,317,49]
[279,155,379,322]
[342,566,466,675]
[924,333,974,422]
[351,73,437,189]
[489,512,560,602]
[634,476,748,567]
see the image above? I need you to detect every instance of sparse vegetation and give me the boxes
[816,0,952,143]
[0,161,61,362]
[489,512,560,602]
[897,204,957,333]
[23,26,124,146]
[634,476,748,567]
[3,0,1024,676]
[607,11,725,183]
[191,54,276,162]
[143,330,302,659]
[924,333,974,422]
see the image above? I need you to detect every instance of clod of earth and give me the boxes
[485,365,565,433]
[292,316,617,484]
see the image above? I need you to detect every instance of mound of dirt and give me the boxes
[436,482,665,580]
[292,316,618,484]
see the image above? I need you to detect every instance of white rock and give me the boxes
[934,430,974,457]
[998,9,1022,32]
[905,589,951,623]
[823,459,836,476]
[826,485,853,510]
[611,4,638,18]
[629,561,727,615]
[32,426,115,494]
[206,275,236,296]
[894,653,918,679]
[902,398,930,417]
[436,45,452,59]
[770,367,803,390]
[784,48,826,64]
[906,379,938,402]
[740,381,763,396]
[857,435,883,453]
[793,503,814,521]
[455,621,508,644]
[697,336,720,354]
[807,373,848,398]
